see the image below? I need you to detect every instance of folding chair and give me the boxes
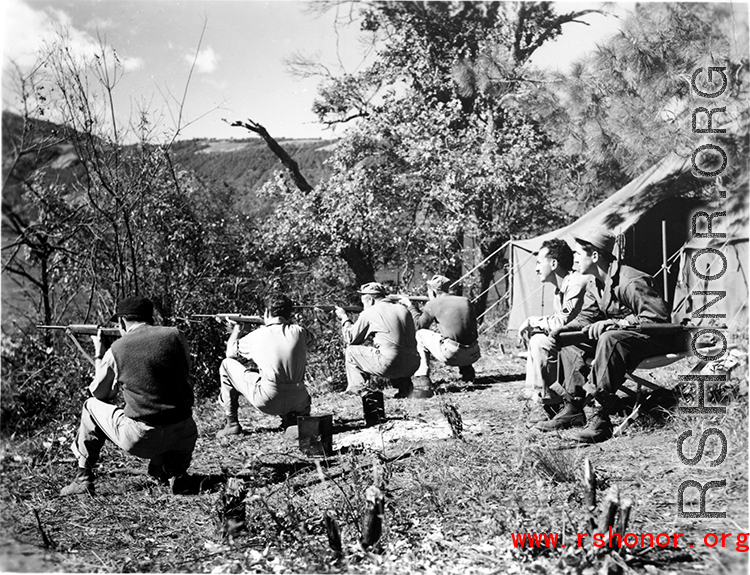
[538,327,734,434]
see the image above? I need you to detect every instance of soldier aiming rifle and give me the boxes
[214,293,316,438]
[58,296,198,496]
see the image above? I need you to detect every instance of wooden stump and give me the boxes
[217,477,248,540]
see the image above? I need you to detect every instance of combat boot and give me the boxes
[459,365,475,382]
[535,402,585,431]
[216,414,243,438]
[569,412,613,444]
[147,460,170,486]
[169,473,193,495]
[60,467,95,496]
[392,377,414,399]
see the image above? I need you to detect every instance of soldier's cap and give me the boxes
[110,295,154,322]
[573,228,616,258]
[357,282,387,296]
[426,274,452,292]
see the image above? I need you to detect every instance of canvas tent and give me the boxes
[506,152,748,333]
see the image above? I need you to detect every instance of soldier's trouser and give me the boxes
[524,333,557,395]
[344,345,420,396]
[219,358,311,418]
[414,329,481,377]
[561,330,680,410]
[71,397,197,475]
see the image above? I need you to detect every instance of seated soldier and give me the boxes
[538,228,680,443]
[61,296,198,496]
[334,282,420,408]
[216,294,314,437]
[518,239,600,417]
[399,275,481,397]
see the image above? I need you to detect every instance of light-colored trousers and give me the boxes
[219,358,311,418]
[71,397,197,475]
[524,333,558,395]
[415,329,481,377]
[344,345,420,395]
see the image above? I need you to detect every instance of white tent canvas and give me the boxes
[506,153,748,333]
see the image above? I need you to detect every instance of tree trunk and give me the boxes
[341,243,375,285]
[473,238,506,323]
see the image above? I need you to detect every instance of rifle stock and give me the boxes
[38,325,121,337]
[193,314,264,324]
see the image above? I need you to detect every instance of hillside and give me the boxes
[1,111,337,217]
[170,136,336,214]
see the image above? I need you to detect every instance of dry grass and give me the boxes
[1,334,747,574]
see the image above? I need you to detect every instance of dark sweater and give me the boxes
[408,294,478,345]
[110,326,193,425]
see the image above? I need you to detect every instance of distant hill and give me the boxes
[170,136,336,215]
[1,110,337,217]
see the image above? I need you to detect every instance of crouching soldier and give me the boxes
[216,294,314,437]
[399,275,481,397]
[61,296,198,496]
[334,282,420,411]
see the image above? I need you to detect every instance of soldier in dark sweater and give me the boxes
[60,296,198,496]
[398,275,481,397]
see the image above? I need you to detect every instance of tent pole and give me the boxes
[508,240,513,328]
[661,220,669,303]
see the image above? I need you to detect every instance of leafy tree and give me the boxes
[548,2,749,211]
[266,1,597,316]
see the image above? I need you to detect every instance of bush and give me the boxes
[1,333,91,435]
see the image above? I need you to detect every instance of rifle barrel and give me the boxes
[295,305,363,313]
[193,314,264,324]
[389,294,429,302]
[38,324,121,337]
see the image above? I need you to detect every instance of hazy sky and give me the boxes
[2,0,630,141]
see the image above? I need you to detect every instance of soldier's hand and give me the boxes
[397,296,412,307]
[583,319,617,340]
[334,306,348,322]
[222,316,240,334]
[518,318,532,343]
[548,328,562,350]
[90,328,115,359]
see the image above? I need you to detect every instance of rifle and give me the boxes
[554,323,719,348]
[193,313,264,324]
[295,296,427,314]
[38,324,122,368]
[294,305,363,313]
[387,294,429,303]
[38,324,122,337]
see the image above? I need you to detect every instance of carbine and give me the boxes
[193,313,264,324]
[38,324,122,337]
[389,294,429,303]
[295,295,428,314]
[294,305,364,313]
[554,323,718,347]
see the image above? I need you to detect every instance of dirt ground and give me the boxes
[1,342,747,574]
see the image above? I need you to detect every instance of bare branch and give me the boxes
[226,118,314,193]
